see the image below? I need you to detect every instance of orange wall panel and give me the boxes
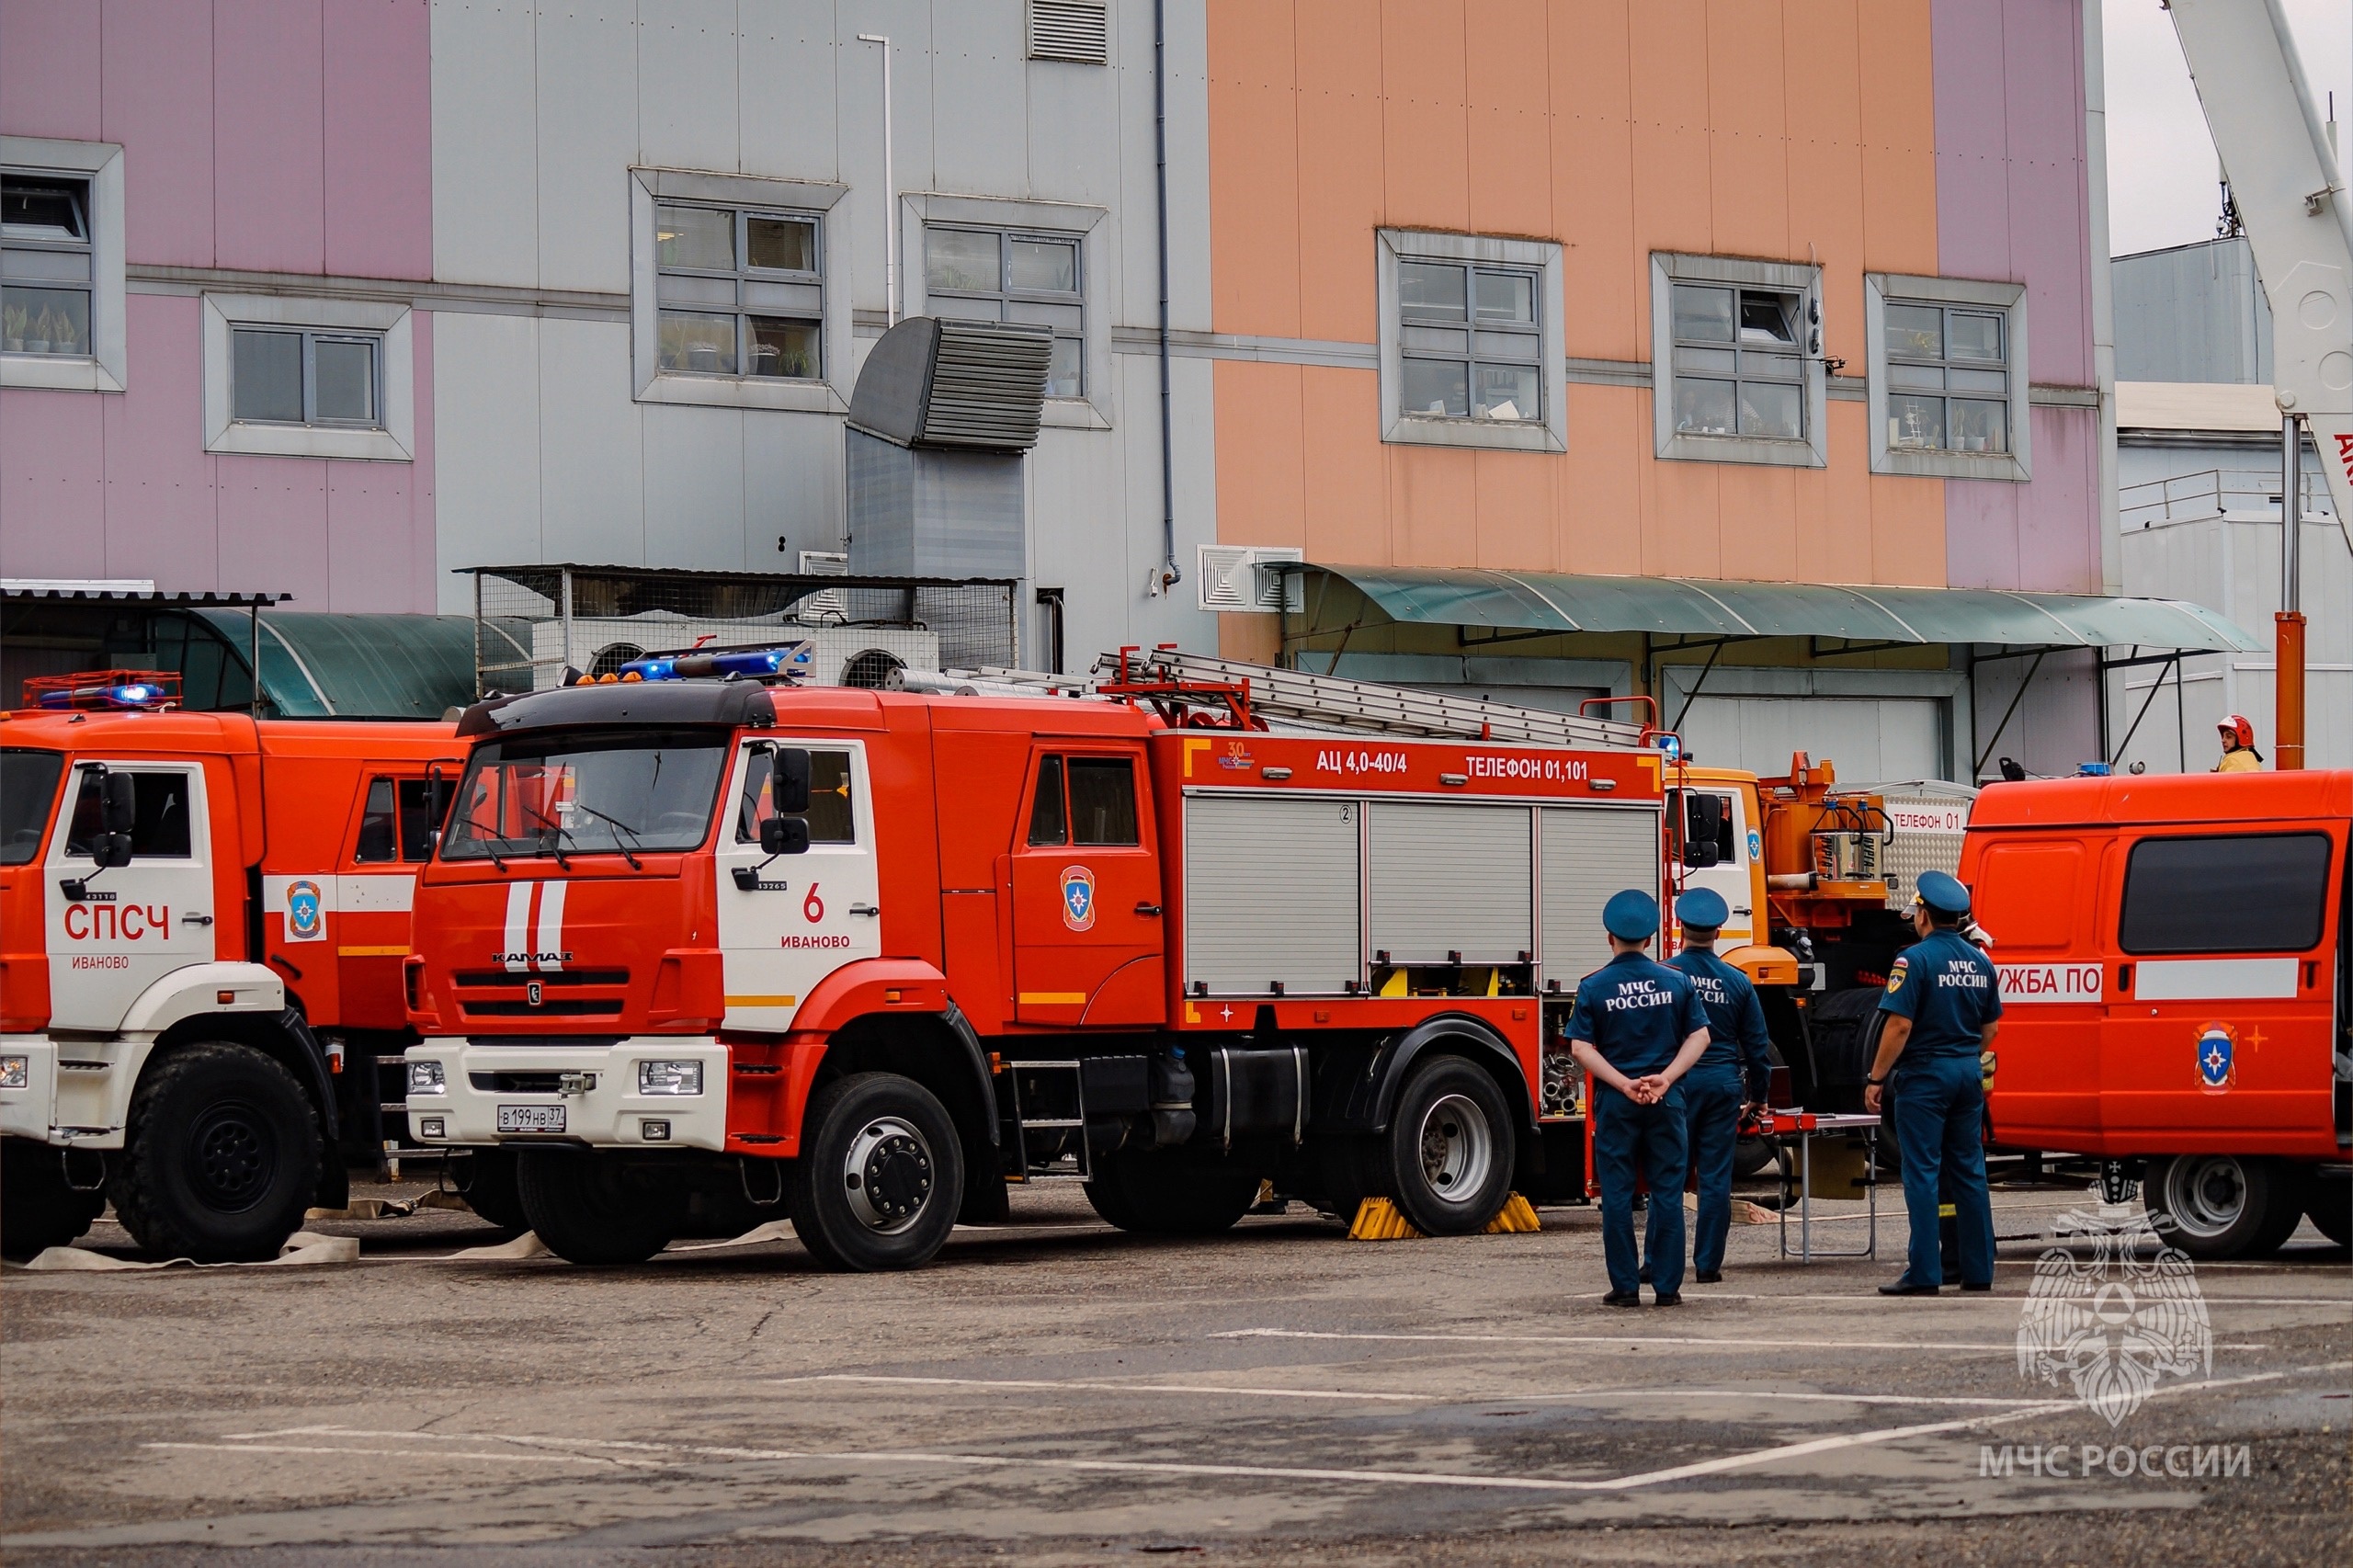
[1204,0,1955,591]
[1206,1,1302,337]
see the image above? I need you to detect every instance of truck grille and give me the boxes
[471,1072,564,1094]
[453,967,631,1021]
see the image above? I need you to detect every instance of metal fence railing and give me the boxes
[461,564,1020,699]
[2120,467,2334,528]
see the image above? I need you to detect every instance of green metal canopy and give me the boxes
[1291,564,2261,652]
[195,610,506,719]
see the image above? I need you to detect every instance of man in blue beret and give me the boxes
[1564,889,1712,1306]
[1864,869,2001,1295]
[1666,887,1775,1284]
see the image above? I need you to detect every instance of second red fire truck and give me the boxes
[402,650,1674,1267]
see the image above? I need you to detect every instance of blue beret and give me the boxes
[1603,888,1661,941]
[1675,887,1730,929]
[1915,869,1972,915]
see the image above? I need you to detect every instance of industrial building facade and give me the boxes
[4,2,2214,781]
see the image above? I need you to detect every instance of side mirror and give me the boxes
[769,748,811,815]
[1683,793,1724,869]
[759,816,811,857]
[93,831,133,869]
[99,771,136,835]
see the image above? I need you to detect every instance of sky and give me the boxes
[2103,0,2352,257]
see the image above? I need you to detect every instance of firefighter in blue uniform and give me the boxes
[1863,869,2001,1295]
[1665,888,1774,1285]
[1564,889,1712,1307]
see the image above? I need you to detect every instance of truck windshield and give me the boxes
[441,729,730,861]
[0,749,65,865]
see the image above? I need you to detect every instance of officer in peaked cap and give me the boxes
[1564,889,1712,1307]
[1864,869,2001,1296]
[1666,887,1775,1285]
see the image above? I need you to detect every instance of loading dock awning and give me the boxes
[1289,564,2261,653]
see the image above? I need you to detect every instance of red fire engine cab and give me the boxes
[0,679,459,1260]
[403,652,1669,1267]
[1966,769,2352,1256]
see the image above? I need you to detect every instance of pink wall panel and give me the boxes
[212,0,326,274]
[215,455,330,603]
[0,390,108,578]
[324,0,431,278]
[1998,0,2091,386]
[1938,474,2019,591]
[0,0,102,141]
[324,463,417,612]
[405,310,436,608]
[100,295,218,586]
[2013,404,2098,591]
[99,0,214,267]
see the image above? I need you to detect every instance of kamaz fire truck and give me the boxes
[0,676,459,1259]
[400,646,1971,1268]
[399,649,1683,1267]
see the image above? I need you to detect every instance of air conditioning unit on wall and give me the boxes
[1197,546,1302,613]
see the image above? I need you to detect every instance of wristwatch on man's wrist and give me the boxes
[1866,1075,1887,1086]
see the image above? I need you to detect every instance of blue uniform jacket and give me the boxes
[1565,951,1711,1081]
[1667,947,1774,1097]
[1875,928,2002,1062]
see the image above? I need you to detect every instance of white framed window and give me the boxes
[1377,230,1565,453]
[1865,274,2031,481]
[903,192,1109,428]
[631,168,851,413]
[0,137,125,393]
[923,224,1086,397]
[202,295,415,460]
[1650,253,1825,469]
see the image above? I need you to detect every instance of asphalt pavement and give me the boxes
[3,1176,2346,1566]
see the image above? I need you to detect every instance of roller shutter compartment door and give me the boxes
[1539,806,1662,985]
[1183,794,1361,994]
[1365,801,1532,963]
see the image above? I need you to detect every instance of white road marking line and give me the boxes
[769,1374,1429,1402]
[1670,1292,2348,1309]
[1211,1327,2271,1353]
[769,1375,2052,1411]
[142,1442,630,1467]
[180,1366,2343,1497]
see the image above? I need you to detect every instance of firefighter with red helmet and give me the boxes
[2214,713,2264,773]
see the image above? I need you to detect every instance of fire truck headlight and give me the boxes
[0,1056,28,1090]
[406,1061,447,1096]
[637,1060,703,1096]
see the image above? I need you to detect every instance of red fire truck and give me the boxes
[0,681,460,1260]
[1966,769,2353,1256]
[400,651,1675,1267]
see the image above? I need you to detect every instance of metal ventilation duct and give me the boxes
[847,316,1051,452]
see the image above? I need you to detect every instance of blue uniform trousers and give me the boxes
[1594,1085,1688,1296]
[1891,1055,1995,1288]
[1678,1064,1745,1277]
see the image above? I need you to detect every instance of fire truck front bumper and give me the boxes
[404,1038,731,1153]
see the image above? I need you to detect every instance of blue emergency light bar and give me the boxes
[600,641,816,686]
[1654,732,1683,764]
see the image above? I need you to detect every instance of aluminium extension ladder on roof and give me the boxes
[950,649,1650,751]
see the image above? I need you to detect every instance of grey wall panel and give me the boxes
[432,0,539,288]
[1539,806,1661,987]
[642,402,745,568]
[745,410,847,560]
[433,312,544,610]
[1366,802,1531,962]
[740,0,840,183]
[638,0,740,174]
[538,319,644,565]
[1184,794,1360,994]
[933,6,1030,198]
[535,3,637,295]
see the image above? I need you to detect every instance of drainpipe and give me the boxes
[1153,0,1180,596]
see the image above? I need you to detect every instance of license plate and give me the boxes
[497,1104,566,1134]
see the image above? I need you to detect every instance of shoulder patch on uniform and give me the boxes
[1886,956,1908,994]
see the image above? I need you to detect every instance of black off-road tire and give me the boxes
[1084,1152,1261,1235]
[2143,1154,2307,1260]
[454,1147,530,1233]
[790,1073,963,1272]
[2,1139,106,1258]
[2303,1175,2351,1248]
[109,1042,321,1263]
[516,1152,683,1265]
[1384,1055,1517,1236]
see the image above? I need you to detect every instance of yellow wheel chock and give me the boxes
[1347,1192,1542,1240]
